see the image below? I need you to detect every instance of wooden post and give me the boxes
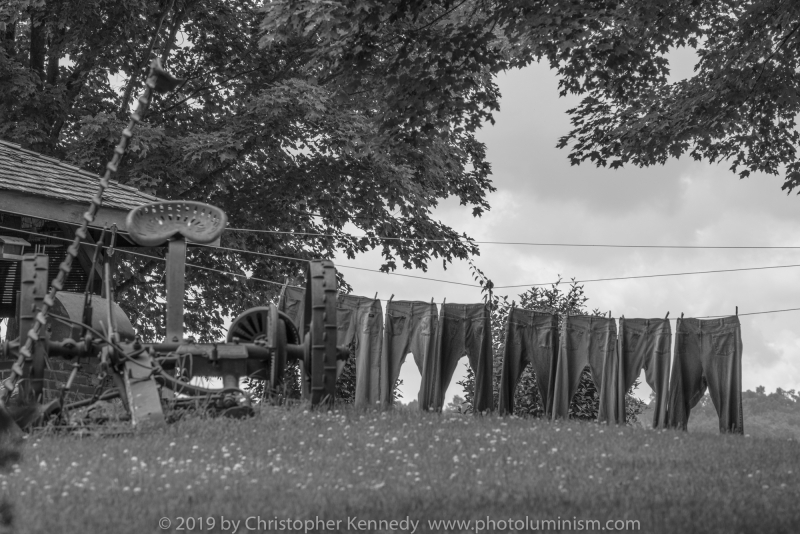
[165,236,185,343]
[160,236,186,401]
[19,254,48,401]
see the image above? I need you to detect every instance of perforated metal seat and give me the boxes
[125,201,227,246]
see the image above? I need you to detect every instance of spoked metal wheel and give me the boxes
[302,260,338,407]
[227,306,299,390]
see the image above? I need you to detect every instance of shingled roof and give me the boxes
[0,138,161,211]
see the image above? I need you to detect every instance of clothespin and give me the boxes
[680,312,684,319]
[431,297,435,305]
[388,294,394,304]
[443,297,446,305]
[607,310,611,318]
[278,276,288,304]
[735,306,738,316]
[511,300,515,309]
[665,311,669,320]
[374,292,378,301]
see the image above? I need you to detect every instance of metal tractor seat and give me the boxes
[125,201,227,247]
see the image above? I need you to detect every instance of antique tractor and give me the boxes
[0,60,348,434]
[0,201,348,431]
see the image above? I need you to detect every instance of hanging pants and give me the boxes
[498,308,559,416]
[337,295,383,409]
[667,316,743,434]
[380,301,438,409]
[551,315,617,420]
[600,318,671,426]
[279,286,306,334]
[424,303,493,413]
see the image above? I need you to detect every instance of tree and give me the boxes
[457,262,646,422]
[549,0,800,192]
[264,0,800,191]
[0,0,495,342]
[445,394,466,412]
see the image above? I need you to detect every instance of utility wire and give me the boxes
[7,225,800,320]
[153,241,477,285]
[493,263,800,288]
[226,227,800,249]
[11,212,797,249]
[192,242,309,263]
[10,224,800,292]
[0,225,298,289]
[189,240,800,288]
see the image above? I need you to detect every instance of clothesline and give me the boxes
[7,223,800,290]
[332,293,800,320]
[5,224,800,319]
[0,225,292,289]
[194,238,800,288]
[226,227,800,249]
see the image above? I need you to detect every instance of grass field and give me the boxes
[0,404,798,534]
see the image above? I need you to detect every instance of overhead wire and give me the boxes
[492,262,800,289]
[9,223,800,291]
[12,215,800,249]
[186,237,800,288]
[0,225,800,320]
[0,224,300,289]
[225,227,800,250]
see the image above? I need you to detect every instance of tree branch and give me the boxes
[160,4,186,65]
[115,259,162,294]
[156,67,264,116]
[117,0,176,118]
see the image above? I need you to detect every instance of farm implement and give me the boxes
[0,60,348,436]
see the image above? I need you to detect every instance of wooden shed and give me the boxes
[0,138,162,320]
[0,138,165,399]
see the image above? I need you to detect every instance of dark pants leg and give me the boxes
[667,318,705,430]
[338,295,382,409]
[280,286,305,334]
[381,302,411,408]
[429,303,493,412]
[605,318,671,426]
[498,308,558,416]
[667,317,743,433]
[354,299,382,408]
[381,301,438,408]
[552,316,616,420]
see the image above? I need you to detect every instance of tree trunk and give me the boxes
[29,12,47,80]
[46,44,60,86]
[46,1,66,86]
[2,22,15,56]
[47,60,92,145]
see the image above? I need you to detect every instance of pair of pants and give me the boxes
[279,286,306,335]
[337,295,383,409]
[424,303,493,412]
[498,308,559,416]
[600,318,671,426]
[551,315,616,420]
[380,301,438,408]
[667,316,743,434]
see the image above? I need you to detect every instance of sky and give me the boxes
[333,51,800,406]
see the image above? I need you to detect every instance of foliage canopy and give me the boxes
[266,0,800,190]
[0,0,495,339]
[4,0,797,342]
